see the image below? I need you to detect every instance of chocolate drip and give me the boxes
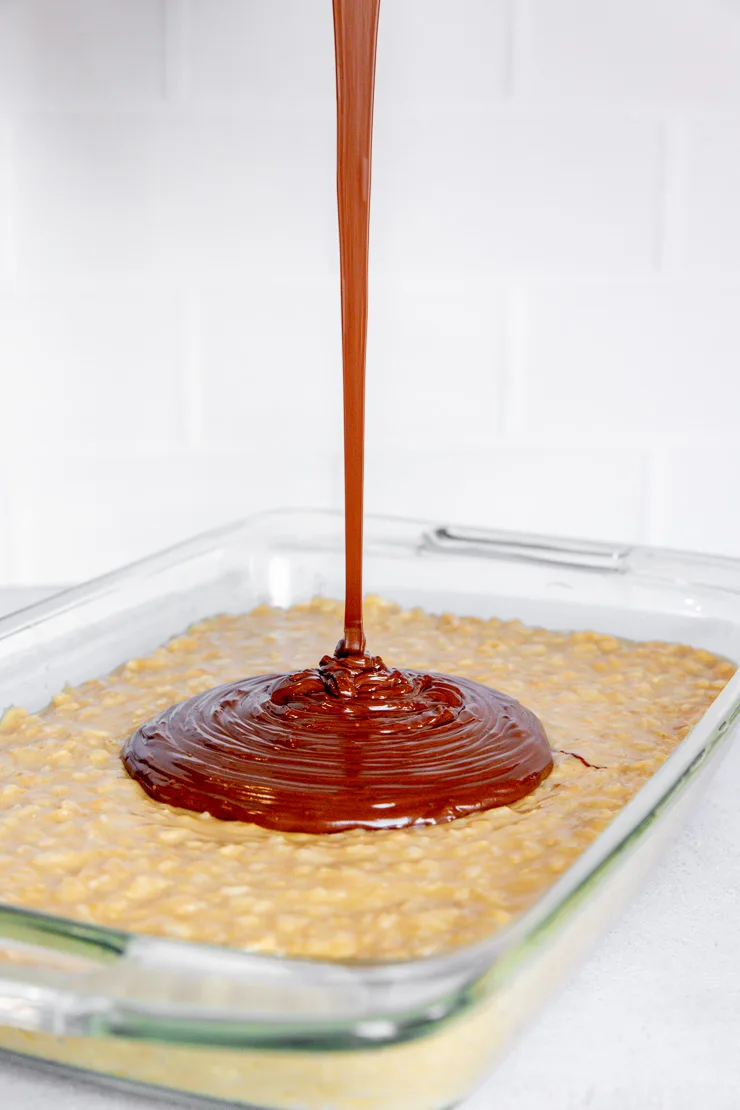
[122,0,553,832]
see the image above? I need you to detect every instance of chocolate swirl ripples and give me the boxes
[122,652,553,834]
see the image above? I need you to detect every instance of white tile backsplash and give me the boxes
[365,279,505,448]
[0,289,186,449]
[187,0,335,107]
[14,116,162,278]
[524,0,740,108]
[14,112,336,280]
[0,124,12,279]
[0,466,10,581]
[6,449,342,584]
[196,280,343,453]
[683,119,740,269]
[151,113,337,278]
[375,0,509,108]
[649,449,740,557]
[371,110,662,274]
[365,446,647,542]
[513,281,740,444]
[1,0,740,584]
[0,0,167,106]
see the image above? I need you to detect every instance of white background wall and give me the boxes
[0,0,739,585]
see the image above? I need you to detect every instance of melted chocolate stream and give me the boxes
[122,0,553,833]
[334,0,379,658]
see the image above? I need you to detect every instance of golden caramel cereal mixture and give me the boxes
[0,597,733,960]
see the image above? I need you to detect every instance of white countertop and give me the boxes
[1,587,739,1110]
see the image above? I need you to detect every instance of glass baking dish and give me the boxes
[0,509,738,1110]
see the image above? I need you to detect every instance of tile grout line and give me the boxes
[503,0,530,101]
[3,475,32,585]
[1,121,19,581]
[180,291,202,451]
[163,0,190,104]
[495,285,514,440]
[642,447,669,547]
[0,476,12,584]
[654,119,687,273]
[3,118,18,283]
[499,284,527,441]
